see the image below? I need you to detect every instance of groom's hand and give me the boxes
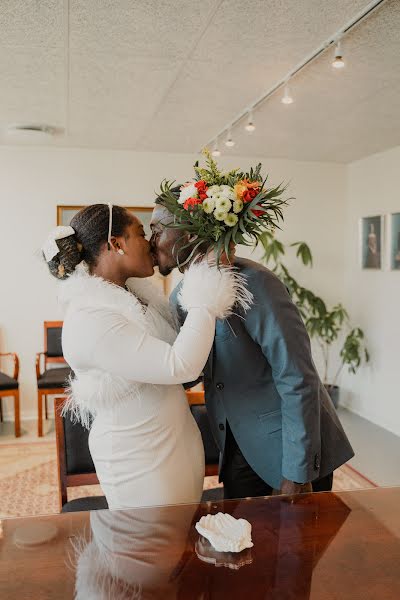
[276,478,312,496]
[207,242,236,266]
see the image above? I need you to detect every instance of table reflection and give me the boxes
[72,493,351,600]
[269,495,351,599]
[74,504,197,599]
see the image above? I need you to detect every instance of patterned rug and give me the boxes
[0,440,377,519]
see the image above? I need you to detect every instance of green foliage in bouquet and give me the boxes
[259,231,370,386]
[157,149,291,266]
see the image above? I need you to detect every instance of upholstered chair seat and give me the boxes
[37,367,72,390]
[0,372,19,391]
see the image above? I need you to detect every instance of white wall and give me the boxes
[0,146,347,420]
[341,145,400,437]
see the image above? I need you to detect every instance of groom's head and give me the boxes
[150,188,192,276]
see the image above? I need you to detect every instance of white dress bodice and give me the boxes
[87,306,205,510]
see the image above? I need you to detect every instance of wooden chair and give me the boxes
[186,387,219,477]
[36,321,72,437]
[54,397,108,513]
[0,352,20,437]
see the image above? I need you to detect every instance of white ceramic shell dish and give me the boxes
[195,512,254,553]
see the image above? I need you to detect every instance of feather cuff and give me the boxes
[178,261,253,320]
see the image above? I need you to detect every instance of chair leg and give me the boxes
[14,390,20,438]
[0,398,3,423]
[38,391,43,437]
[45,395,48,420]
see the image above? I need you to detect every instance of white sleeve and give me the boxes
[70,306,215,385]
[62,261,252,386]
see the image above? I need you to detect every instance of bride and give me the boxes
[43,203,250,510]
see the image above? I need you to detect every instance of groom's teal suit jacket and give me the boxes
[170,257,354,490]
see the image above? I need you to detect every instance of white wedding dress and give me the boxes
[60,262,250,510]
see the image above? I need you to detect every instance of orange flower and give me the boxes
[234,179,260,203]
[234,182,246,200]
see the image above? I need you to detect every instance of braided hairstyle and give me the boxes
[46,204,133,280]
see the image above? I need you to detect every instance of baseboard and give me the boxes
[339,403,400,439]
[1,412,52,423]
[344,462,379,488]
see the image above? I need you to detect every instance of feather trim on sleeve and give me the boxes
[62,370,141,429]
[178,261,253,319]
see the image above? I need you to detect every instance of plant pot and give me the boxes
[324,384,340,409]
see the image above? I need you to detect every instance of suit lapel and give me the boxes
[208,334,215,379]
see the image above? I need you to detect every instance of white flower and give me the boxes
[220,185,234,200]
[202,198,216,214]
[214,209,228,221]
[206,185,220,198]
[224,213,239,227]
[233,199,243,214]
[179,182,198,205]
[216,197,232,212]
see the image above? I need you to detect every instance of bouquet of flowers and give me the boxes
[157,149,290,266]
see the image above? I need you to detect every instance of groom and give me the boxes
[150,202,354,498]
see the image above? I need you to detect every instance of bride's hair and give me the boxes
[47,204,133,280]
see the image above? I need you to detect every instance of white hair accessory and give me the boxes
[42,226,75,262]
[107,203,113,250]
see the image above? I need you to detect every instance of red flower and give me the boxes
[195,180,208,201]
[183,197,202,211]
[252,209,265,218]
[243,187,259,203]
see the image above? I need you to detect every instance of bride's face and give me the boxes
[117,216,155,278]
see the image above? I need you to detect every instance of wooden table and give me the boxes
[1,487,400,599]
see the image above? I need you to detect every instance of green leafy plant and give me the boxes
[259,231,370,387]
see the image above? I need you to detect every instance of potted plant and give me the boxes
[259,231,369,408]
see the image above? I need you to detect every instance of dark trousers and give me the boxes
[222,423,333,500]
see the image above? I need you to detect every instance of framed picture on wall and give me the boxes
[389,212,400,270]
[57,205,154,237]
[360,215,383,270]
[57,205,170,294]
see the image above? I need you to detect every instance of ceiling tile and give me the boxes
[70,0,219,60]
[0,46,65,126]
[0,0,64,48]
[69,51,182,144]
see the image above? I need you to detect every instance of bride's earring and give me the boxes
[117,248,125,255]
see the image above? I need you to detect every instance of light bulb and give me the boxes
[281,84,294,105]
[332,41,345,69]
[225,131,235,147]
[245,112,255,132]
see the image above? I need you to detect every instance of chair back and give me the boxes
[54,397,99,509]
[44,321,65,365]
